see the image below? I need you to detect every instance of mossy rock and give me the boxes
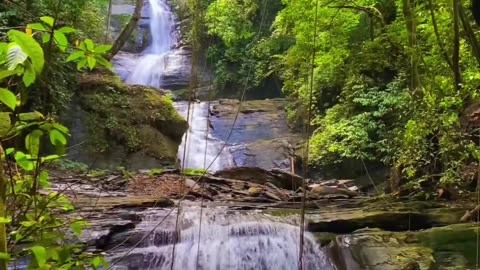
[66,70,188,169]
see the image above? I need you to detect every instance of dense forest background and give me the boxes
[186,0,480,196]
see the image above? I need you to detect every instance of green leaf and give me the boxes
[40,16,54,27]
[18,111,44,121]
[41,154,61,162]
[31,246,47,266]
[0,88,17,111]
[8,30,45,74]
[28,23,47,31]
[70,222,83,237]
[94,44,112,54]
[6,43,27,70]
[0,70,18,81]
[53,123,69,134]
[0,217,11,224]
[95,55,112,69]
[76,57,87,70]
[0,252,10,260]
[38,171,50,188]
[23,62,36,87]
[87,56,96,70]
[84,39,94,51]
[57,26,76,34]
[42,33,51,44]
[25,129,43,157]
[20,220,35,228]
[0,113,11,137]
[66,51,85,62]
[15,151,35,171]
[53,31,68,52]
[49,129,67,146]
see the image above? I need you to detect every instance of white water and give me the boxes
[110,206,334,270]
[124,0,177,87]
[174,102,232,171]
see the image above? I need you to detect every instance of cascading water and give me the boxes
[109,205,335,270]
[117,0,232,171]
[174,102,232,171]
[124,0,176,87]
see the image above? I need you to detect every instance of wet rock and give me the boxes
[213,167,303,190]
[309,186,358,199]
[329,223,480,270]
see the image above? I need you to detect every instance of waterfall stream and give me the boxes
[117,0,232,171]
[109,205,334,270]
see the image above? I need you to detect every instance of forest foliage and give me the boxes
[201,0,480,194]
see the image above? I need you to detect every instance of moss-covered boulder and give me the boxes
[65,71,188,169]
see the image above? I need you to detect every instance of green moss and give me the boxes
[76,71,188,166]
[51,159,89,172]
[183,168,208,176]
[149,168,166,176]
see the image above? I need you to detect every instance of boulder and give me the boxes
[64,70,188,170]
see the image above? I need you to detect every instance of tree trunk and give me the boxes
[107,0,143,60]
[402,0,420,94]
[105,0,113,43]
[453,0,462,90]
[459,3,480,66]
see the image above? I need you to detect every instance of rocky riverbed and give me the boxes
[48,166,480,269]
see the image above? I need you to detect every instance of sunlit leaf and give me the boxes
[66,51,85,62]
[0,88,17,110]
[8,30,45,74]
[40,16,54,27]
[31,246,47,267]
[49,129,67,146]
[53,31,68,52]
[94,44,112,54]
[57,26,76,34]
[84,39,94,51]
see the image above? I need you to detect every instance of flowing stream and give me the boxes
[117,0,232,171]
[109,204,334,270]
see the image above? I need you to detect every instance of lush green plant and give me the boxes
[0,18,110,269]
[183,168,208,176]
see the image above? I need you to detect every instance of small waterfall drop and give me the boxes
[109,206,334,270]
[125,0,176,87]
[174,102,232,171]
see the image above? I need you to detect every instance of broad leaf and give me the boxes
[0,252,10,260]
[87,56,96,70]
[18,111,44,121]
[38,171,50,188]
[28,23,47,31]
[40,16,54,27]
[53,31,68,52]
[94,44,112,54]
[84,39,94,51]
[23,62,36,87]
[95,55,112,69]
[6,44,27,70]
[0,70,19,81]
[57,26,76,34]
[0,88,17,110]
[49,129,67,146]
[0,217,11,224]
[53,123,69,134]
[42,33,51,44]
[14,151,35,171]
[0,113,11,137]
[25,129,43,157]
[66,51,85,62]
[77,57,87,70]
[8,30,45,74]
[31,246,47,267]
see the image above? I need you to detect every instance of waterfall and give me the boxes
[109,206,334,270]
[125,0,176,87]
[174,102,232,171]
